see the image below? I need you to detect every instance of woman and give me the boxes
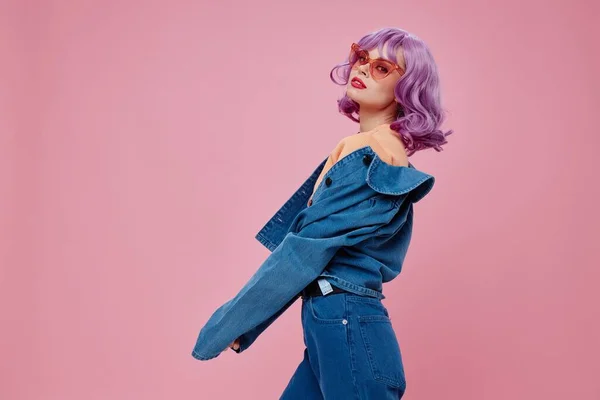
[192,27,452,399]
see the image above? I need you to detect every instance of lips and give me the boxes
[351,77,366,89]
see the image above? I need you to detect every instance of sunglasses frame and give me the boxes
[349,43,405,81]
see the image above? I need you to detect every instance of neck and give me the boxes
[357,103,398,133]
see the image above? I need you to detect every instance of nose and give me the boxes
[357,62,369,76]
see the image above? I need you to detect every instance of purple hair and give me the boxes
[330,27,453,156]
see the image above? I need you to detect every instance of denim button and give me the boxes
[362,154,372,165]
[342,319,348,325]
[325,177,332,186]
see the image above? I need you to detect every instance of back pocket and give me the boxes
[358,315,406,390]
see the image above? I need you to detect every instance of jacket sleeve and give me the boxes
[229,289,300,354]
[191,195,399,360]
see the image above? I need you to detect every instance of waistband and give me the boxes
[301,278,349,298]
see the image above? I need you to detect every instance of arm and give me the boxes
[191,194,398,361]
[230,291,300,353]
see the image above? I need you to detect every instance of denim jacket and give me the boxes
[191,144,435,361]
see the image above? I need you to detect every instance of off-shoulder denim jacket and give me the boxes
[191,145,435,360]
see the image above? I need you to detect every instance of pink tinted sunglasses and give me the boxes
[349,43,405,80]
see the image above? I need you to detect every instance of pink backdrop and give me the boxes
[1,0,599,399]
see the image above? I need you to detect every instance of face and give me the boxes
[346,42,406,111]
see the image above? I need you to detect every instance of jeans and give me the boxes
[280,292,407,399]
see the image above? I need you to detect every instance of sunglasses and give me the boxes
[349,43,405,81]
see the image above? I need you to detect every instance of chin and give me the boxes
[346,88,365,103]
[347,93,379,109]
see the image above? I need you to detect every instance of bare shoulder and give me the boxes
[336,134,372,158]
[338,126,409,167]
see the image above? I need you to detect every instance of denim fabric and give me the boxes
[191,145,434,361]
[280,292,407,399]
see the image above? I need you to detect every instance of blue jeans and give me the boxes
[280,292,407,399]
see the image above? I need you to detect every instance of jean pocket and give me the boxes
[358,315,406,390]
[309,295,347,325]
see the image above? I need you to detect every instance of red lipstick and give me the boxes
[351,77,367,89]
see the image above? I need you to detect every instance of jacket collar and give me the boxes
[362,147,435,203]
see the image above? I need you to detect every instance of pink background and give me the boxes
[1,0,599,399]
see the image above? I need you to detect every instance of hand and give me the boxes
[229,338,240,351]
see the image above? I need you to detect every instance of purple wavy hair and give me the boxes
[330,27,453,156]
